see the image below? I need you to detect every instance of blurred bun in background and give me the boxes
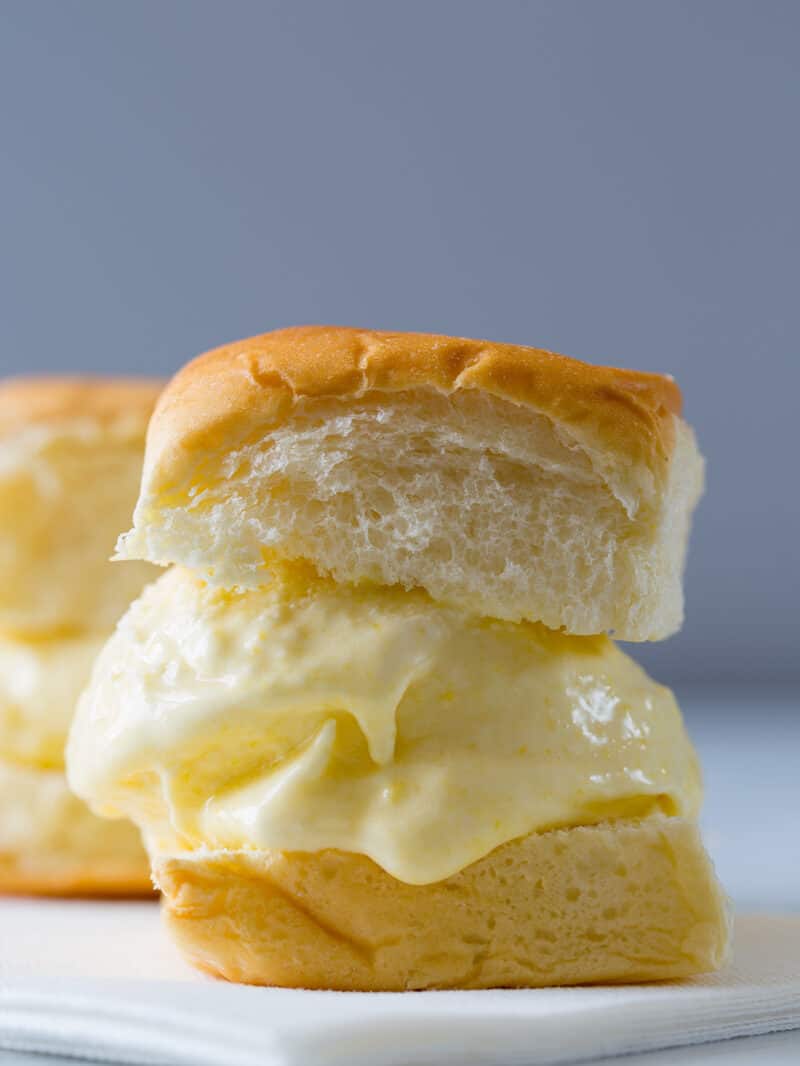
[69,329,730,986]
[0,377,160,894]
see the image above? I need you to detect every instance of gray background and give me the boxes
[1,1,797,684]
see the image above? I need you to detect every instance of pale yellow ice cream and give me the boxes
[69,564,702,884]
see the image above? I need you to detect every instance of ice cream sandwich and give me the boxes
[68,328,729,982]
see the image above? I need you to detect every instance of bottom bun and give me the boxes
[154,817,731,990]
[0,760,152,896]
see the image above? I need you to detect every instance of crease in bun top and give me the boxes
[67,328,729,987]
[0,376,161,895]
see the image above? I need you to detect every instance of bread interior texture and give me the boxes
[125,389,703,640]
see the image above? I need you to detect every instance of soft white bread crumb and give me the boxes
[119,328,703,639]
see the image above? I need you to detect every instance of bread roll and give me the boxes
[155,818,730,990]
[118,327,703,641]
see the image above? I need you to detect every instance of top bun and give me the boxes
[118,327,703,640]
[0,376,162,635]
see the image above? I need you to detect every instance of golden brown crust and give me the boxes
[0,855,154,897]
[144,326,682,488]
[0,376,162,436]
[155,818,730,990]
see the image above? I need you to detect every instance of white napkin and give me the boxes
[1,900,798,1066]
